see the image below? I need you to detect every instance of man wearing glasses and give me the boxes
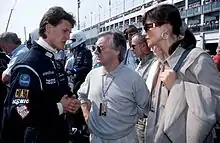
[131,33,157,143]
[123,25,140,70]
[78,31,149,143]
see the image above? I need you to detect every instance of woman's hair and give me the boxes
[142,4,196,52]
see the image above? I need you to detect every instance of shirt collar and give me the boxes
[36,37,57,54]
[126,42,130,50]
[166,45,185,69]
[101,61,125,76]
[10,44,24,57]
[140,51,155,66]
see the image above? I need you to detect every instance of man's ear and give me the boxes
[45,24,53,36]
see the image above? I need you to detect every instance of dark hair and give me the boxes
[39,6,76,38]
[123,25,138,40]
[98,31,127,62]
[182,29,196,48]
[0,32,21,45]
[142,4,196,52]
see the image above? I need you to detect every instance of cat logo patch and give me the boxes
[15,89,29,99]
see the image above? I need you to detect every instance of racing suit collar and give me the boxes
[36,37,57,54]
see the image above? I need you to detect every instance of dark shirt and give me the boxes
[71,46,92,94]
[0,51,10,131]
[1,42,71,143]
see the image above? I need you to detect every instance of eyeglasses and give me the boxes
[131,44,136,49]
[143,22,166,32]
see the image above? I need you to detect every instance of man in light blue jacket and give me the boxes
[0,32,29,83]
[124,25,140,70]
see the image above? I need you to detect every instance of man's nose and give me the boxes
[94,47,100,55]
[142,30,148,38]
[66,34,70,40]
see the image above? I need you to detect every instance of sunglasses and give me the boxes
[95,45,102,54]
[143,22,166,32]
[131,44,136,49]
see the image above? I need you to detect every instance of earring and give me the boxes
[161,32,168,40]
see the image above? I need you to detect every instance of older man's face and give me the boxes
[0,42,16,54]
[95,35,119,66]
[131,36,144,58]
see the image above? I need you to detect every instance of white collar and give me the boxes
[36,37,57,53]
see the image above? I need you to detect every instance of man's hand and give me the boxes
[67,96,81,113]
[1,73,9,83]
[81,102,90,122]
[60,95,71,113]
[60,95,81,113]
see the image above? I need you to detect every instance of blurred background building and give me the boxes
[80,0,220,54]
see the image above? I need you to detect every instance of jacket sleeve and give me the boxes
[188,53,220,118]
[9,65,60,129]
[77,72,91,103]
[134,74,149,118]
[164,80,216,143]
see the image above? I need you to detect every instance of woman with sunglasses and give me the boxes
[142,4,220,143]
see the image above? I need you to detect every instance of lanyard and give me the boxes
[101,74,114,100]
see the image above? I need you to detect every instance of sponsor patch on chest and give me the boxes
[16,105,30,119]
[15,89,29,99]
[12,99,29,105]
[43,71,55,76]
[46,78,56,85]
[19,74,30,87]
[12,89,30,105]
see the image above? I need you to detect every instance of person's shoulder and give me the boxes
[67,56,74,62]
[84,66,102,78]
[181,47,214,74]
[90,66,102,73]
[191,47,206,54]
[120,66,145,86]
[122,65,142,78]
[14,45,28,56]
[21,45,29,51]
[187,47,210,62]
[14,50,49,73]
[12,63,39,79]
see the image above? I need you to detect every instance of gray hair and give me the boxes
[98,31,127,62]
[0,32,21,45]
[132,33,146,44]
